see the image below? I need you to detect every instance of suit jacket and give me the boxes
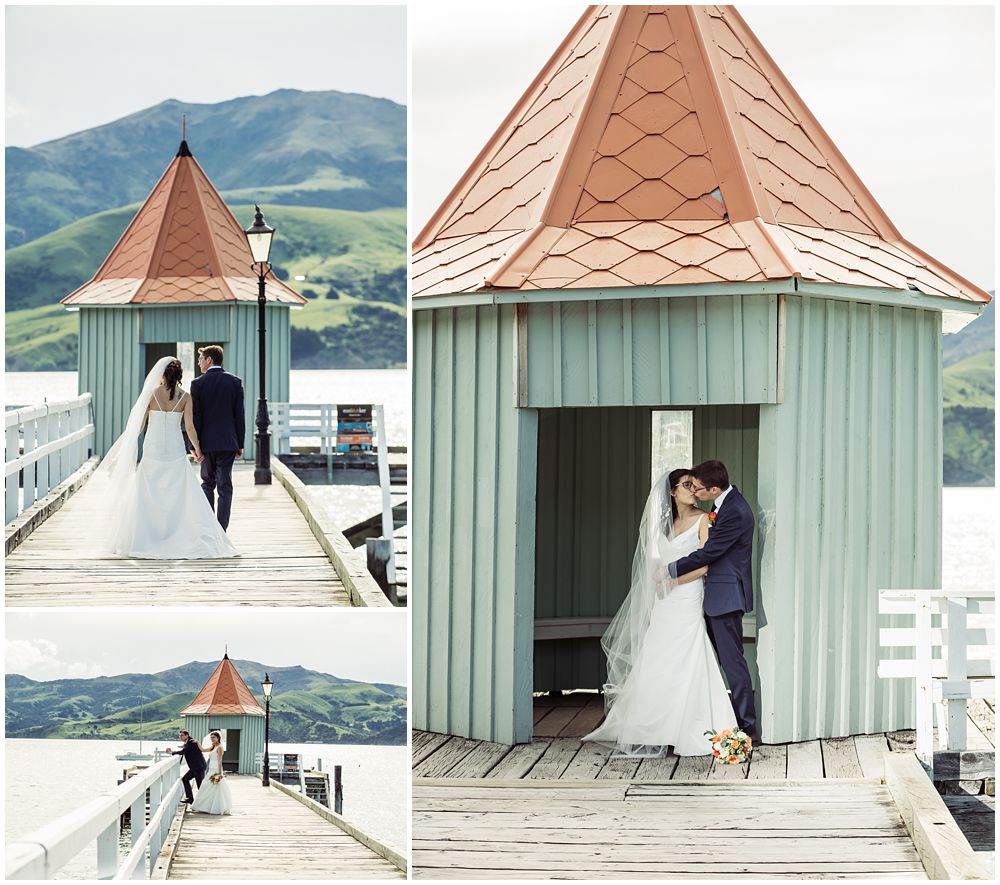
[175,737,206,773]
[190,367,245,453]
[668,486,755,616]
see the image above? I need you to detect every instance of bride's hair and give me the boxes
[210,731,222,743]
[667,468,691,524]
[163,359,183,400]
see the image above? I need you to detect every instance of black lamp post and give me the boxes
[244,206,275,485]
[261,672,273,787]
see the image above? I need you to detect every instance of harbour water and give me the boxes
[4,738,407,879]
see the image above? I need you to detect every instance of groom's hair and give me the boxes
[199,345,224,366]
[179,730,190,739]
[692,460,729,491]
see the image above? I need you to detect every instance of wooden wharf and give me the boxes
[161,776,404,880]
[412,693,994,879]
[5,462,390,606]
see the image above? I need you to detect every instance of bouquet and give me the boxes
[210,773,223,784]
[706,727,752,763]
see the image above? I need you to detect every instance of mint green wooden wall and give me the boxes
[756,297,940,741]
[523,294,779,407]
[79,304,292,458]
[412,304,537,744]
[414,288,944,745]
[182,712,265,774]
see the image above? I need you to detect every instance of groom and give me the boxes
[168,729,207,804]
[668,459,760,743]
[191,345,245,531]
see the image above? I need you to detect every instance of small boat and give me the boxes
[115,686,154,762]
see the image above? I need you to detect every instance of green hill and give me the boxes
[6,89,405,248]
[943,349,994,486]
[5,660,406,745]
[5,204,405,371]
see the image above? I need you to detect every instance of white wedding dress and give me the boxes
[112,392,238,559]
[191,749,233,815]
[585,518,737,756]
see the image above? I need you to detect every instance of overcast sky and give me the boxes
[5,4,406,147]
[413,2,995,291]
[6,610,407,686]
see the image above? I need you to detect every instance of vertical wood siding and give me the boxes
[524,295,778,407]
[79,308,142,455]
[533,407,651,691]
[413,304,537,744]
[756,297,941,742]
[183,713,265,774]
[140,306,231,343]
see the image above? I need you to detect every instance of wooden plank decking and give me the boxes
[5,465,351,605]
[412,779,928,879]
[414,694,995,782]
[167,776,403,879]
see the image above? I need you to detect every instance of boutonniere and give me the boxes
[708,512,717,529]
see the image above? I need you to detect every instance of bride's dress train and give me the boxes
[191,750,233,815]
[585,519,736,756]
[109,398,237,559]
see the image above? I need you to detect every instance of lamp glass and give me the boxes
[246,230,273,265]
[261,674,273,699]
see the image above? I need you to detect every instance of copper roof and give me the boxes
[414,6,989,304]
[62,141,306,306]
[179,654,266,716]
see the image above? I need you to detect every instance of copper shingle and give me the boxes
[179,654,266,717]
[62,141,306,307]
[414,5,990,304]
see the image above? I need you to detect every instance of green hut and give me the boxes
[61,139,306,457]
[411,5,991,745]
[179,654,266,774]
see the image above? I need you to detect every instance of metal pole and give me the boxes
[262,696,271,787]
[255,268,272,484]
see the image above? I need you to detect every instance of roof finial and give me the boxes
[177,114,192,157]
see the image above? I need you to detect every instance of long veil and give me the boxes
[100,355,176,555]
[597,468,677,756]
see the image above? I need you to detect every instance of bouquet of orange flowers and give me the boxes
[705,727,752,763]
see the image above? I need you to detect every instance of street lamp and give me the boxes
[261,672,274,787]
[244,206,275,485]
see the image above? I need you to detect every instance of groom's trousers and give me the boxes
[706,610,759,741]
[201,451,237,530]
[182,767,205,803]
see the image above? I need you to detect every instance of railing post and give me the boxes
[915,594,933,760]
[96,820,119,880]
[36,407,51,501]
[148,776,163,876]
[22,416,37,510]
[945,596,968,751]
[375,404,396,584]
[6,420,20,523]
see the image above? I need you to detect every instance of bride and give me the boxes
[101,356,237,559]
[584,468,736,756]
[190,731,233,815]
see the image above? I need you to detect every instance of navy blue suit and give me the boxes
[669,486,759,740]
[190,366,245,530]
[173,737,207,802]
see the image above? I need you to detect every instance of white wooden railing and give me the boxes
[878,588,995,761]
[5,754,182,880]
[268,402,395,583]
[5,394,95,524]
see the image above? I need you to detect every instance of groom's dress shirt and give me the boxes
[713,484,734,512]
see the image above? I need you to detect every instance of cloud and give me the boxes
[5,638,60,675]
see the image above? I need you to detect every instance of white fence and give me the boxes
[878,588,995,761]
[5,394,95,524]
[269,402,396,583]
[6,754,182,880]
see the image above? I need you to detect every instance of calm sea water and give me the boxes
[5,738,407,879]
[3,369,409,448]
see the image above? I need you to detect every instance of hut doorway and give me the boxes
[533,405,760,699]
[220,728,240,772]
[142,341,206,381]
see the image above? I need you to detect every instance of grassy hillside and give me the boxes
[5,661,407,745]
[942,349,994,486]
[5,204,405,371]
[6,89,405,247]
